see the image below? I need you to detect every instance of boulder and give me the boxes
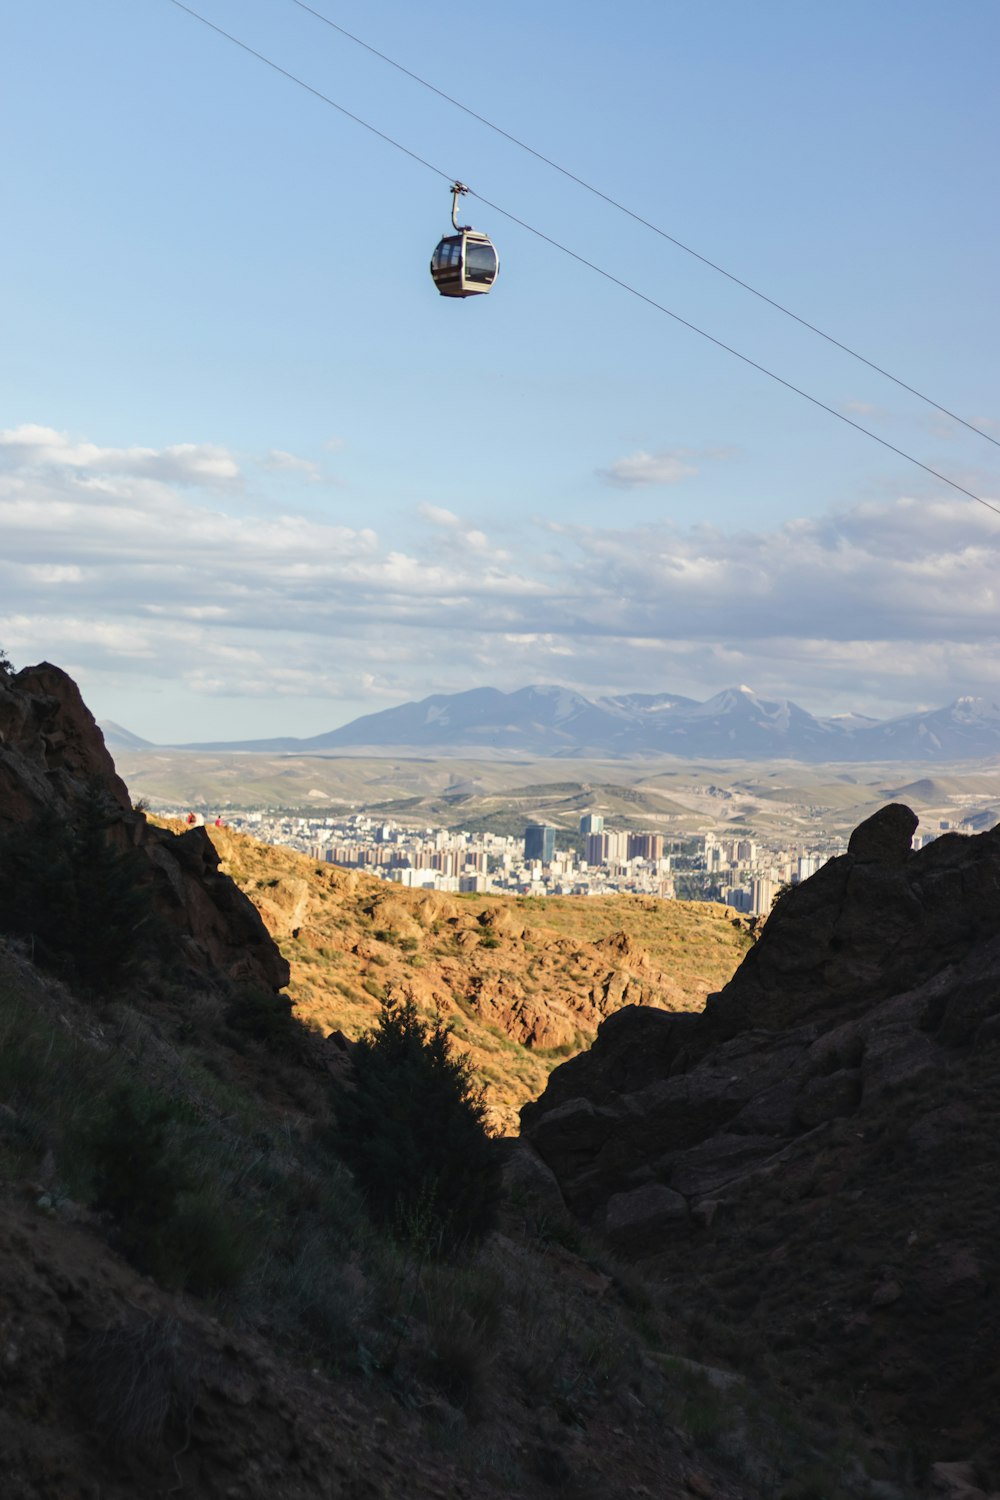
[498,1139,573,1228]
[848,802,919,863]
[603,1182,688,1250]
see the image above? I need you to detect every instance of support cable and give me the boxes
[165,0,1000,520]
[288,0,1000,453]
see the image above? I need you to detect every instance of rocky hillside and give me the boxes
[522,803,1000,1489]
[2,660,873,1500]
[203,826,747,1133]
[0,662,286,994]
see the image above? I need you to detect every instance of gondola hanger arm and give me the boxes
[451,180,471,230]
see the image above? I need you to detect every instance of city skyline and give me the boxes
[205,804,844,915]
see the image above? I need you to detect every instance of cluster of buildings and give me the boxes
[211,811,852,911]
[514,819,842,912]
[167,806,962,914]
[518,815,675,897]
[699,825,948,914]
[213,809,677,900]
[703,834,829,915]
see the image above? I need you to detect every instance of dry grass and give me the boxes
[198,824,749,1132]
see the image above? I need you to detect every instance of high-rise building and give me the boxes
[751,876,779,914]
[628,832,665,862]
[603,830,629,864]
[524,823,556,863]
[579,812,604,835]
[586,832,610,865]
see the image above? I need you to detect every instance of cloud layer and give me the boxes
[2,424,999,733]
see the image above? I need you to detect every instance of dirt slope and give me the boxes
[204,825,748,1132]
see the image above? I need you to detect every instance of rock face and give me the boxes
[0,662,133,823]
[522,805,1000,1217]
[521,806,1000,1471]
[0,664,287,992]
[847,801,918,863]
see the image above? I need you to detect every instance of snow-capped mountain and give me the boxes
[140,688,1000,762]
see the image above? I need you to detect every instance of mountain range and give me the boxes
[102,684,1000,763]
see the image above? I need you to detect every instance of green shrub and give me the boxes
[87,1084,248,1291]
[224,985,297,1050]
[88,1085,192,1265]
[165,1189,249,1293]
[335,999,500,1255]
[0,801,152,992]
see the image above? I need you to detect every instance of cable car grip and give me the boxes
[450,180,471,231]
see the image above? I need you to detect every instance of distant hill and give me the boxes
[98,719,155,751]
[132,684,1000,762]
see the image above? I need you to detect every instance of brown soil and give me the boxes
[203,824,748,1133]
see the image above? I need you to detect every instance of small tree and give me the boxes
[0,800,151,992]
[335,999,499,1255]
[0,646,12,676]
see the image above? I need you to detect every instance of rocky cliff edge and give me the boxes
[0,663,287,993]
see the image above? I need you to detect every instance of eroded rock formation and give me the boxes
[0,663,288,992]
[523,805,1000,1221]
[521,804,1000,1470]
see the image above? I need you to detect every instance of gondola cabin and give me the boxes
[430,182,499,298]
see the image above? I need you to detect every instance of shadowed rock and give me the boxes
[520,800,1000,1474]
[522,802,1000,1224]
[847,801,918,863]
[0,662,288,993]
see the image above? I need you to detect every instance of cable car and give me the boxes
[430,182,499,298]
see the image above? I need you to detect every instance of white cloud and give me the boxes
[417,504,505,559]
[418,503,461,528]
[260,449,320,480]
[0,425,241,487]
[5,421,1000,728]
[596,448,699,487]
[26,564,84,584]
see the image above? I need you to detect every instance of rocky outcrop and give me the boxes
[520,804,1000,1475]
[0,662,132,824]
[0,664,288,993]
[141,822,289,990]
[522,804,1000,1223]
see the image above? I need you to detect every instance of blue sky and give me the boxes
[2,0,998,741]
